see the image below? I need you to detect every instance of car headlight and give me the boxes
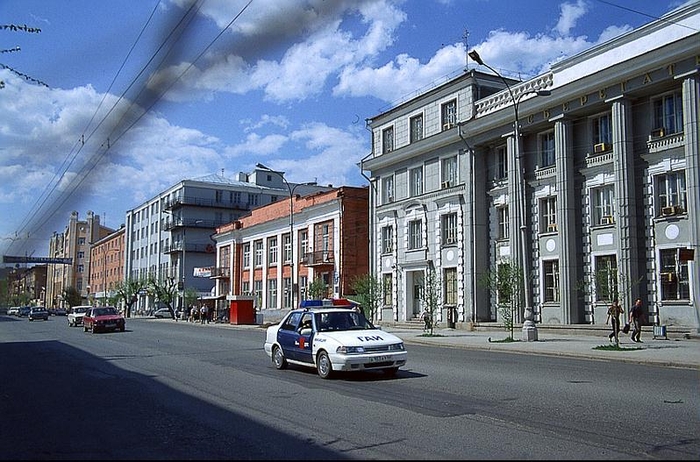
[336,345,366,354]
[387,343,405,351]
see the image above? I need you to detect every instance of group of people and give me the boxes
[606,298,645,344]
[187,304,211,324]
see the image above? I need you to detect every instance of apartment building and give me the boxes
[125,170,331,314]
[212,186,369,318]
[46,210,113,309]
[88,225,125,307]
[361,3,699,330]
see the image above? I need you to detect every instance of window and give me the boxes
[594,255,618,302]
[592,186,615,225]
[267,278,277,309]
[441,156,457,188]
[441,99,457,130]
[282,277,292,308]
[242,281,250,296]
[410,114,424,142]
[653,91,683,136]
[441,213,457,245]
[299,230,309,259]
[283,234,291,263]
[254,240,263,267]
[444,268,457,306]
[410,167,423,196]
[268,237,278,265]
[254,280,263,308]
[592,112,612,146]
[381,226,393,254]
[77,251,85,259]
[539,131,555,167]
[382,176,394,204]
[656,171,687,215]
[498,206,509,239]
[321,224,330,252]
[543,259,560,302]
[540,197,557,233]
[383,273,393,306]
[660,248,690,300]
[408,219,422,250]
[382,126,394,153]
[243,244,251,268]
[496,146,507,180]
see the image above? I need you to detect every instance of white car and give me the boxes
[264,300,407,379]
[67,305,92,327]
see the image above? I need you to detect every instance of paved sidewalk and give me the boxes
[379,325,700,369]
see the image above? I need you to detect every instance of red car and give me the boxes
[83,306,126,333]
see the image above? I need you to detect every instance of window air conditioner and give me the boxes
[445,237,455,245]
[322,252,330,262]
[593,143,611,153]
[650,128,665,138]
[443,123,454,131]
[441,181,452,189]
[661,205,679,216]
[660,272,675,282]
[547,223,558,233]
[601,216,614,225]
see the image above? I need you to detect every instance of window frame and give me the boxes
[410,114,424,143]
[540,197,557,233]
[382,126,394,154]
[441,99,457,130]
[441,213,457,246]
[408,219,423,250]
[543,259,560,303]
[539,130,555,168]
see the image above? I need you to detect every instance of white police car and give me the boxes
[263,299,407,379]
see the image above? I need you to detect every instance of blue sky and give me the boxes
[0,0,693,259]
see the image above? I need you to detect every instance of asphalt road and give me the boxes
[1,315,698,460]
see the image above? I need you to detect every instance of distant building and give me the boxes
[46,211,113,309]
[361,3,699,329]
[124,170,332,315]
[88,225,125,308]
[212,186,369,321]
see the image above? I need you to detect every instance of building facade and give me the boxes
[88,226,125,308]
[212,186,369,318]
[361,3,699,330]
[46,211,113,309]
[124,170,331,315]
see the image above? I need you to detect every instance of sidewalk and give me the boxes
[379,324,700,369]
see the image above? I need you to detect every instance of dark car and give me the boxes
[17,306,31,317]
[29,307,50,321]
[83,306,126,333]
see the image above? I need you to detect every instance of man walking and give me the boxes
[629,299,644,343]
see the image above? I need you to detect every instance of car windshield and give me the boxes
[94,308,118,316]
[74,308,87,313]
[316,311,374,332]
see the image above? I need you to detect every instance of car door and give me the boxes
[277,312,303,361]
[293,313,315,365]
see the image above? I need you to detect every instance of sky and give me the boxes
[1,0,695,260]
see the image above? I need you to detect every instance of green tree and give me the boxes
[113,278,147,318]
[350,273,383,322]
[183,287,199,312]
[307,277,328,300]
[419,267,441,336]
[482,259,522,340]
[63,286,83,309]
[147,276,179,317]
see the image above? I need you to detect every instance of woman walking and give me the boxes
[606,298,623,345]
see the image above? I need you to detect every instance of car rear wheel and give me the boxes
[383,367,399,377]
[316,351,333,379]
[272,346,287,370]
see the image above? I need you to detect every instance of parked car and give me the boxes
[83,306,125,333]
[7,306,20,316]
[263,299,407,379]
[153,308,173,319]
[67,306,92,327]
[50,307,67,316]
[28,307,50,321]
[17,306,31,317]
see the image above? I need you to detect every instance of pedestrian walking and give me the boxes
[605,298,623,345]
[200,305,208,324]
[629,298,644,343]
[189,305,196,323]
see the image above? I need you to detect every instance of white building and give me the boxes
[361,3,700,331]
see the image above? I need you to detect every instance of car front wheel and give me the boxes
[272,346,287,370]
[316,351,333,379]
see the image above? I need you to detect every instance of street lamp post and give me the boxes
[256,163,315,310]
[469,50,550,341]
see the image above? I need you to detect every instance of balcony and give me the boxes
[163,195,252,211]
[304,250,335,266]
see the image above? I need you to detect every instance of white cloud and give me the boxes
[555,0,589,36]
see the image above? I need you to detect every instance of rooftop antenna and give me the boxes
[463,28,470,71]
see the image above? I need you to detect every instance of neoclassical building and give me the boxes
[361,3,699,330]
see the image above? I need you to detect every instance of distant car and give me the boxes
[67,306,92,327]
[52,307,67,316]
[7,306,20,316]
[153,308,173,319]
[83,306,125,333]
[263,300,407,379]
[28,307,50,321]
[17,306,31,317]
